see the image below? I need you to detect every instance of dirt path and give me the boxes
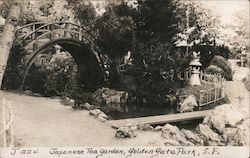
[0,91,161,147]
[225,60,249,117]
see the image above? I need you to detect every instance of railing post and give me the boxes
[32,24,36,39]
[64,23,72,38]
[79,27,82,41]
[200,71,202,81]
[215,87,217,101]
[199,91,202,107]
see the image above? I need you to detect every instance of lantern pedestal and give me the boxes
[189,51,202,86]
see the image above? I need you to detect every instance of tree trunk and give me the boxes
[0,2,21,88]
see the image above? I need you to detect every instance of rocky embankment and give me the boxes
[115,104,249,146]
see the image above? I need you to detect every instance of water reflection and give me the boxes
[101,103,177,120]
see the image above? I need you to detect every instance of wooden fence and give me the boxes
[0,98,14,147]
[198,86,225,107]
[181,70,226,107]
[183,70,225,84]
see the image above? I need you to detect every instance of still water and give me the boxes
[101,103,177,120]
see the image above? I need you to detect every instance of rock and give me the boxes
[154,126,163,131]
[164,139,181,146]
[161,124,194,146]
[98,112,109,120]
[221,127,238,144]
[89,109,102,117]
[165,95,178,105]
[196,124,222,146]
[89,109,109,122]
[181,129,204,145]
[80,103,95,110]
[115,126,136,138]
[177,95,198,113]
[138,124,153,131]
[119,123,138,131]
[63,97,75,106]
[227,118,249,146]
[0,16,5,25]
[203,104,243,133]
[33,93,41,97]
[92,87,128,105]
[69,99,75,105]
[97,115,108,122]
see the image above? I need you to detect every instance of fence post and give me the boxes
[8,101,13,147]
[199,91,203,107]
[215,87,217,101]
[2,99,6,147]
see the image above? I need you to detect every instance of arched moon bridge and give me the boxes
[15,22,106,91]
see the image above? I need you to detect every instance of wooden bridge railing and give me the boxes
[16,22,95,43]
[15,22,47,38]
[0,98,14,147]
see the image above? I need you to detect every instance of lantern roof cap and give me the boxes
[190,59,202,66]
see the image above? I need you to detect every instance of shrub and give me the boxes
[1,40,25,90]
[24,50,82,97]
[243,76,250,91]
[210,55,233,80]
[205,65,223,75]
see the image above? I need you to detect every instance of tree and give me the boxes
[0,1,21,88]
[66,0,97,26]
[95,2,136,83]
[20,0,76,24]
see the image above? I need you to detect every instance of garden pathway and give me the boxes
[225,60,249,117]
[0,91,161,147]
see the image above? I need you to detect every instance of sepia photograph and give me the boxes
[0,0,249,157]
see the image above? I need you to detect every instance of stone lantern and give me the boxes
[189,51,202,86]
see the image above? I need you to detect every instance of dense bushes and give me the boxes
[209,55,233,80]
[205,65,223,76]
[1,41,24,90]
[0,0,12,18]
[25,50,81,97]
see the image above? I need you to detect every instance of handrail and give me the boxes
[18,22,96,43]
[15,22,48,34]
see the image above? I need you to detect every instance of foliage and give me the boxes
[96,3,135,59]
[205,65,223,76]
[1,40,25,90]
[0,0,12,18]
[194,44,231,68]
[210,55,233,80]
[134,0,180,44]
[66,0,97,26]
[25,51,81,97]
[94,2,136,83]
[20,0,76,24]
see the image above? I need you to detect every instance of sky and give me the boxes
[201,0,249,25]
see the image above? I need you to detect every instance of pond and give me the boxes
[101,102,203,130]
[101,103,177,120]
